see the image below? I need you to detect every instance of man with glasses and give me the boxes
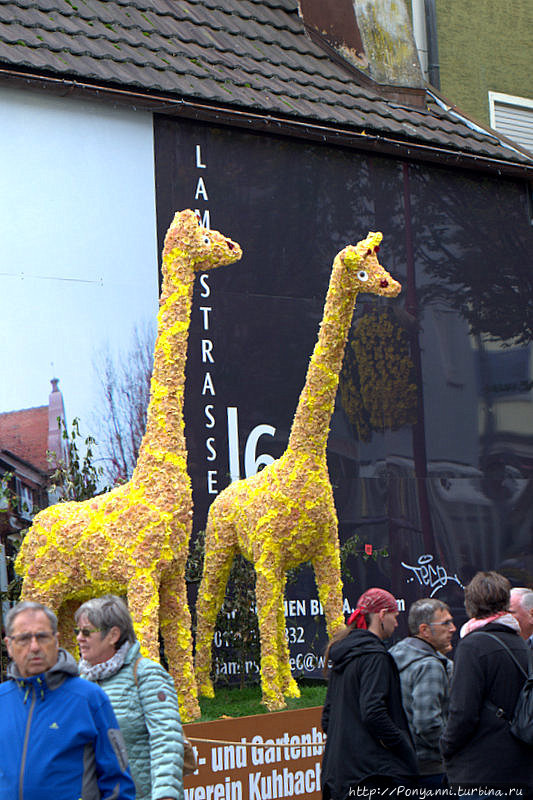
[390,598,455,788]
[0,600,135,800]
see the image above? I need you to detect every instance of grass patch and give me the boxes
[193,681,327,723]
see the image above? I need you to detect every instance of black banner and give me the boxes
[154,116,533,677]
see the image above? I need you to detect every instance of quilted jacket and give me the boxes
[94,642,184,800]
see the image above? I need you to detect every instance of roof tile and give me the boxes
[0,0,530,165]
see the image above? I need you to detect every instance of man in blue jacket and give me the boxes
[1,600,136,800]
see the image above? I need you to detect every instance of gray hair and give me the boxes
[5,601,58,636]
[75,595,136,650]
[511,587,533,612]
[408,598,450,635]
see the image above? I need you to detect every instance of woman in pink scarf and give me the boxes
[441,571,532,796]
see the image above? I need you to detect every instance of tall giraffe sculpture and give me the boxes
[16,209,242,722]
[195,232,401,710]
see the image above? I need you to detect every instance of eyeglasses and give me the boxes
[74,627,102,638]
[8,632,55,646]
[430,619,455,628]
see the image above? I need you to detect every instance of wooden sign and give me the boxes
[183,706,325,800]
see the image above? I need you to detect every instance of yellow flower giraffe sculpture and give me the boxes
[195,232,401,710]
[16,209,242,722]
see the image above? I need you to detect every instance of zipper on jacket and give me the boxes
[19,685,36,800]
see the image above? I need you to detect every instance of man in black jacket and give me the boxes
[321,588,418,798]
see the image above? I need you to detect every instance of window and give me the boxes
[16,479,34,520]
[488,91,533,154]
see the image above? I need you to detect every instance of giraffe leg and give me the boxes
[255,567,286,711]
[126,571,162,662]
[20,574,72,627]
[312,535,345,638]
[57,598,82,657]
[159,565,200,722]
[20,577,83,658]
[276,578,300,699]
[194,516,236,698]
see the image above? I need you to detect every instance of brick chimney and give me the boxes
[47,378,67,467]
[299,0,425,105]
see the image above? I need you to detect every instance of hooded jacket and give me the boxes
[390,637,452,775]
[321,629,418,798]
[0,649,135,800]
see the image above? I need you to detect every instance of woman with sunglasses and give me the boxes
[76,594,184,800]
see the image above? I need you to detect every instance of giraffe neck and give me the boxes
[288,254,359,457]
[132,252,194,490]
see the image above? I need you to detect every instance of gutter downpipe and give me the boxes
[402,162,436,555]
[424,0,441,90]
[411,0,428,79]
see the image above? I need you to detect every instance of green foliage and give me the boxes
[0,470,14,519]
[185,529,206,584]
[48,417,106,501]
[216,554,259,688]
[341,533,389,584]
[186,531,260,688]
[0,472,24,615]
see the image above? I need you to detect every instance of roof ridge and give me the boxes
[0,405,48,414]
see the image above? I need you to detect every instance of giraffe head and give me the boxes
[340,232,401,298]
[163,209,242,273]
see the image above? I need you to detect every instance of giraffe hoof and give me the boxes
[199,681,215,698]
[181,699,202,723]
[262,695,287,712]
[284,680,301,699]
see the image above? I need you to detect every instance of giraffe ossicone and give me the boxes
[15,209,242,723]
[195,231,401,711]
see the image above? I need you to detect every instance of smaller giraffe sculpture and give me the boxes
[16,209,242,722]
[195,232,401,710]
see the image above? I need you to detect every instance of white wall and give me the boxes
[0,88,158,437]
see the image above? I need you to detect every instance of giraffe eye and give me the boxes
[357,270,369,282]
[202,235,211,246]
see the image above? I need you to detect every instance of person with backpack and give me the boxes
[441,571,533,796]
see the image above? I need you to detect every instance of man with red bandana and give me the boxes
[321,588,418,797]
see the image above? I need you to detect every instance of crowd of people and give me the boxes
[1,595,184,800]
[321,574,533,799]
[1,573,532,799]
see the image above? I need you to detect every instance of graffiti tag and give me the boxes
[401,554,463,596]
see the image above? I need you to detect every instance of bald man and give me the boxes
[510,587,533,648]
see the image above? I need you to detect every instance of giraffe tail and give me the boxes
[14,527,33,577]
[14,513,44,578]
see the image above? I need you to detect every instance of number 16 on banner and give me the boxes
[227,407,276,483]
